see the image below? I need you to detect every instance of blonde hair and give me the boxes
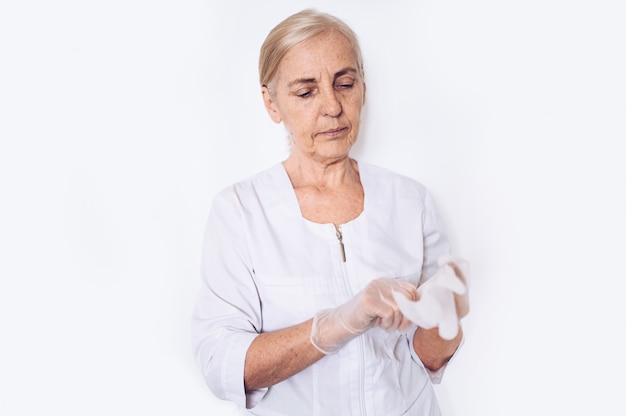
[259,9,364,88]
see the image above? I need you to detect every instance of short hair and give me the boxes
[259,9,364,88]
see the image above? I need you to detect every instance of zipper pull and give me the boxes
[336,228,346,263]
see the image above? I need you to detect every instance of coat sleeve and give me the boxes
[420,190,452,283]
[191,189,267,408]
[411,188,464,384]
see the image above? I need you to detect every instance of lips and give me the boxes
[319,127,347,137]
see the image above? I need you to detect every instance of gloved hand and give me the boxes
[310,278,418,354]
[393,255,469,340]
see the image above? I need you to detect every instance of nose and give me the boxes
[320,87,342,117]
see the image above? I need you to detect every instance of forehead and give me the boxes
[277,32,358,81]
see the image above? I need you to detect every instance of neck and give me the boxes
[282,154,359,189]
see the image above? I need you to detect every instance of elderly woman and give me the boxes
[192,9,469,416]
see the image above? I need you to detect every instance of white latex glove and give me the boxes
[393,255,469,340]
[310,278,418,354]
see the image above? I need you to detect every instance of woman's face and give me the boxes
[262,31,366,163]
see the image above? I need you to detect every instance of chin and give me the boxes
[312,145,353,161]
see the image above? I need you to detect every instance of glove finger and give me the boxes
[437,296,460,340]
[438,265,466,295]
[392,289,441,328]
[377,304,402,331]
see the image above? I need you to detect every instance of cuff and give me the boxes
[408,326,465,385]
[219,332,269,409]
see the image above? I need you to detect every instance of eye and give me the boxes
[297,90,313,98]
[336,79,355,90]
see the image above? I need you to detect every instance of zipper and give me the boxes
[334,225,366,414]
[336,228,346,262]
[358,336,367,415]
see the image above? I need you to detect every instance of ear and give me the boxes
[262,86,283,124]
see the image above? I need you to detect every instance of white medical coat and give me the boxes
[192,161,454,415]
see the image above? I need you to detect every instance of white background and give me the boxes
[2,1,625,415]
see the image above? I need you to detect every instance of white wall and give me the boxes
[1,1,625,414]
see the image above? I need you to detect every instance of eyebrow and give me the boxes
[288,67,358,88]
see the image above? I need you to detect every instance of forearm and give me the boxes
[413,325,463,372]
[244,319,324,391]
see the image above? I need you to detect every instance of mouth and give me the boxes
[318,127,348,137]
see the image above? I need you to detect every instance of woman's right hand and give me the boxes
[310,278,418,354]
